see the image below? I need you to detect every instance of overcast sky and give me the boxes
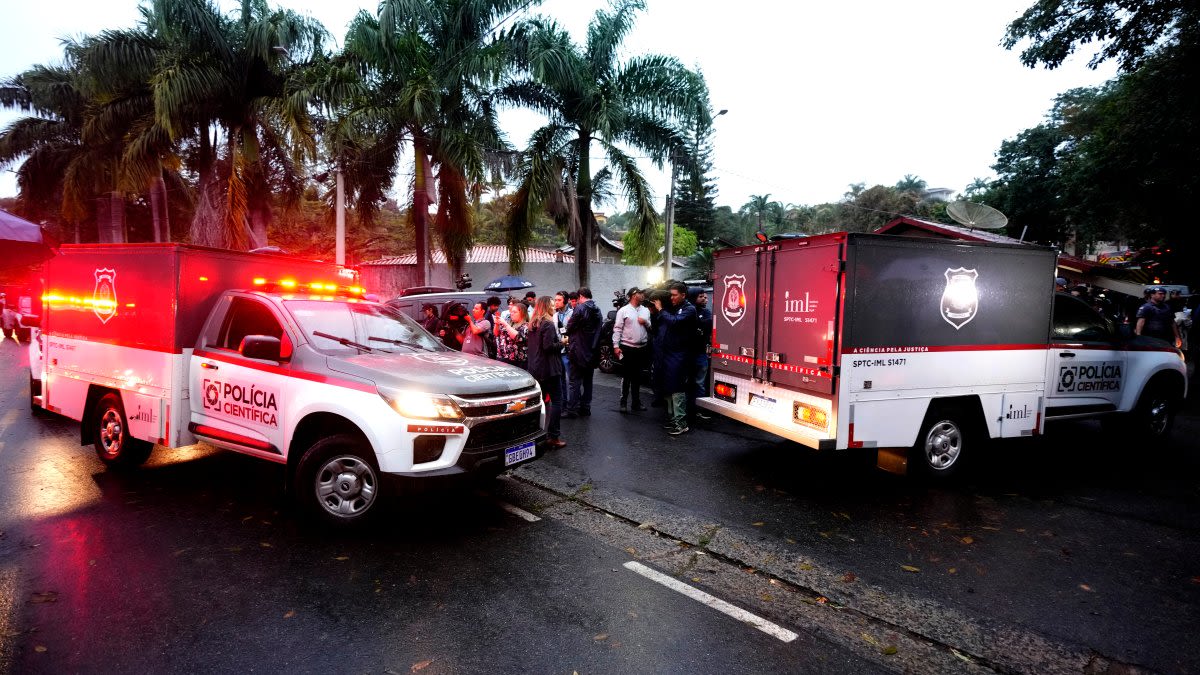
[0,0,1118,214]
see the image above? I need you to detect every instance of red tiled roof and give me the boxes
[362,245,574,266]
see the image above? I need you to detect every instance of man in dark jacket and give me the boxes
[565,287,602,417]
[654,282,697,435]
[688,289,713,422]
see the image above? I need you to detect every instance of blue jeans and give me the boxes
[559,353,572,407]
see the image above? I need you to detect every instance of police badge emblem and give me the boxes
[93,268,118,324]
[940,267,978,330]
[721,274,747,326]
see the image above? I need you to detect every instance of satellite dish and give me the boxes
[946,201,1008,230]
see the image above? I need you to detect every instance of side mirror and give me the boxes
[240,335,284,361]
[19,314,40,328]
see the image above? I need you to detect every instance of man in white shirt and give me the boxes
[612,287,652,411]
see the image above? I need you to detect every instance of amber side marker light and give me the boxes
[793,402,828,431]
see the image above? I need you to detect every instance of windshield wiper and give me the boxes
[313,330,376,352]
[368,335,418,350]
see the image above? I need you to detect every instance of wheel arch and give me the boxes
[287,412,371,475]
[79,385,119,446]
[1132,368,1187,405]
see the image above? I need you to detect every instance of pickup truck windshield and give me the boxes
[286,300,444,354]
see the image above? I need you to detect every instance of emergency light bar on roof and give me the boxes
[252,277,366,297]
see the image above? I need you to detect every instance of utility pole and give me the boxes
[663,155,679,282]
[335,167,345,265]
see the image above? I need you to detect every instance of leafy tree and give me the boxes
[502,0,708,281]
[1003,0,1200,71]
[894,174,927,195]
[80,0,330,249]
[340,0,524,279]
[621,222,697,264]
[673,103,720,244]
[684,246,715,282]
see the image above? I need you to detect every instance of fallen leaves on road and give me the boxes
[624,547,637,556]
[259,542,272,548]
[785,538,796,544]
[594,633,608,641]
[636,522,655,530]
[1079,584,1094,592]
[948,568,958,574]
[335,556,349,561]
[410,659,434,672]
[283,610,296,619]
[882,645,898,656]
[951,648,974,664]
[960,536,974,545]
[798,563,814,571]
[861,632,878,646]
[842,572,857,583]
[752,522,764,527]
[29,592,57,604]
[816,596,828,605]
[900,565,920,573]
[760,593,773,602]
[34,645,47,653]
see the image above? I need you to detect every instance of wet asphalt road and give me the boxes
[0,338,879,675]
[540,369,1200,674]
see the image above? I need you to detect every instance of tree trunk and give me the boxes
[575,131,592,288]
[149,176,169,242]
[412,141,431,286]
[96,192,126,243]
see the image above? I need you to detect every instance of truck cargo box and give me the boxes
[42,244,345,353]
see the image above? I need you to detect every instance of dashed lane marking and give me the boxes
[498,501,541,522]
[623,561,798,643]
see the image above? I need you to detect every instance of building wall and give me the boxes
[362,261,663,300]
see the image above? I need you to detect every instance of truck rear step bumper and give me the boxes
[697,397,836,450]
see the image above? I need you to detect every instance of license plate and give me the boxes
[504,441,537,466]
[749,393,777,411]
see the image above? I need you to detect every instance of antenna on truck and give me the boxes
[946,201,1008,230]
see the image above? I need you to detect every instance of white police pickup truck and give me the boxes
[29,244,545,525]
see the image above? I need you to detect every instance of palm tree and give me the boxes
[0,57,124,243]
[502,0,708,284]
[83,0,330,249]
[337,0,526,282]
[740,194,773,241]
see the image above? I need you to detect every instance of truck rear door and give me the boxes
[760,238,843,395]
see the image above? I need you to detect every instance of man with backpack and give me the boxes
[564,287,602,418]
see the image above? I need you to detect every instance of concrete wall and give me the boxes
[362,261,665,300]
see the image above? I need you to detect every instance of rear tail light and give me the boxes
[714,382,737,402]
[793,402,828,431]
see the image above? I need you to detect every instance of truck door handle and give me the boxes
[201,362,219,370]
[1059,352,1075,358]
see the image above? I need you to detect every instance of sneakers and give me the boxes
[631,403,647,411]
[667,425,690,436]
[619,399,628,411]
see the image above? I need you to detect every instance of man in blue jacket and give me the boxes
[565,287,602,417]
[654,282,697,435]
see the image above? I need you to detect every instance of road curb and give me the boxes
[509,461,1148,675]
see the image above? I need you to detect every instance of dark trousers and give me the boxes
[618,343,648,404]
[538,376,562,440]
[567,360,594,414]
[687,353,709,413]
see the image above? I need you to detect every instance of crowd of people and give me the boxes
[419,282,715,446]
[1056,277,1192,350]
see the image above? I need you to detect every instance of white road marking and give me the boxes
[623,561,798,643]
[497,501,541,522]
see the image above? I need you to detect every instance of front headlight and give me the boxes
[378,387,463,421]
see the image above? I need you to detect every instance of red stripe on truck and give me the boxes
[193,349,376,393]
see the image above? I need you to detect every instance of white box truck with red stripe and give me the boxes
[697,233,1187,476]
[28,244,546,524]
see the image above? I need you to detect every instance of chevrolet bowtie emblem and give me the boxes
[506,400,526,413]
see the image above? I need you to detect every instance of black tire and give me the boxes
[92,392,153,468]
[29,374,46,417]
[597,344,620,375]
[911,405,974,479]
[1129,381,1178,439]
[295,434,383,527]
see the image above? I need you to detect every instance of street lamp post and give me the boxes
[663,109,726,282]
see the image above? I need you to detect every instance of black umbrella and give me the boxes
[484,275,535,292]
[0,210,57,270]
